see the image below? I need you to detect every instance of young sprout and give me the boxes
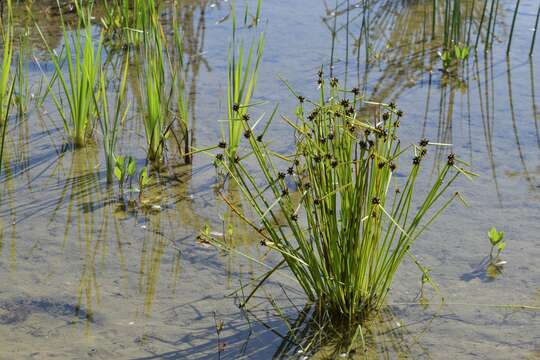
[488,227,506,259]
[138,166,151,200]
[114,155,136,194]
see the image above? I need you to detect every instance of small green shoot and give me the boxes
[114,155,136,193]
[488,227,506,259]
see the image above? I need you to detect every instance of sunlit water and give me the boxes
[0,0,539,358]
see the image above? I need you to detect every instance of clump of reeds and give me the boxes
[93,53,130,184]
[169,11,191,163]
[101,0,154,46]
[213,75,475,321]
[37,3,103,148]
[137,17,171,163]
[223,1,264,164]
[0,0,13,125]
[0,0,14,177]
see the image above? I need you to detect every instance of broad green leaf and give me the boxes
[116,155,125,168]
[127,157,136,176]
[114,166,122,181]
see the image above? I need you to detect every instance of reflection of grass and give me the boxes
[210,78,474,323]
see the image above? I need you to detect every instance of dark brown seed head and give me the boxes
[419,148,427,157]
[242,113,250,121]
[218,141,226,149]
[378,162,385,169]
[298,95,305,103]
[232,103,240,112]
[243,129,252,138]
[330,158,338,168]
[419,138,429,147]
[396,110,403,117]
[216,153,224,161]
[447,153,455,166]
[314,198,321,205]
[413,156,421,165]
[340,99,350,108]
[351,87,359,96]
[328,132,334,140]
[372,197,380,205]
[330,77,338,87]
[293,159,300,166]
[314,154,321,163]
[281,188,289,197]
[277,172,286,180]
[359,140,367,150]
[389,162,396,171]
[382,112,390,121]
[256,134,263,142]
[287,166,294,175]
[291,214,298,221]
[388,102,396,110]
[234,155,241,163]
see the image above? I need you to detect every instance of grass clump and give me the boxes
[213,75,475,322]
[137,19,171,163]
[101,0,155,46]
[224,2,264,164]
[0,0,13,125]
[0,0,14,177]
[37,3,103,148]
[93,53,130,184]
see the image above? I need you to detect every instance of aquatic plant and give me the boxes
[37,4,103,148]
[531,4,540,57]
[488,227,506,259]
[224,1,264,163]
[15,31,30,117]
[114,155,136,193]
[169,12,191,163]
[0,0,13,125]
[101,0,155,46]
[138,19,171,162]
[507,0,520,54]
[210,76,474,322]
[93,53,130,184]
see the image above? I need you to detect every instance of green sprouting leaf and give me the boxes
[461,46,469,59]
[127,157,136,176]
[115,155,125,169]
[454,45,461,59]
[497,241,506,253]
[139,166,150,187]
[114,166,122,181]
[488,227,504,245]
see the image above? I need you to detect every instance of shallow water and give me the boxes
[0,0,539,358]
